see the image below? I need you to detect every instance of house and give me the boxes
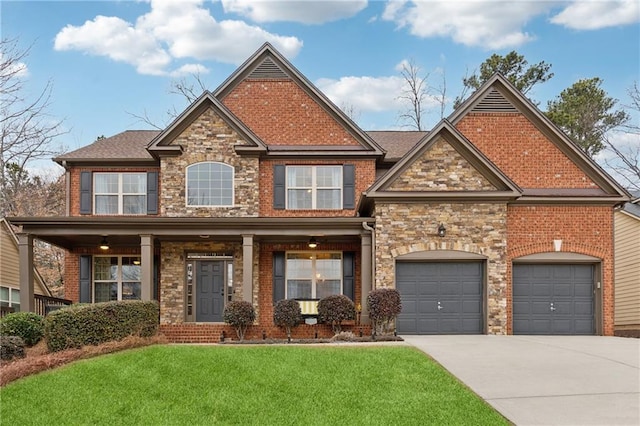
[614,198,640,337]
[0,218,53,316]
[9,44,629,341]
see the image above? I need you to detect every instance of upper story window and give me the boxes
[286,252,342,299]
[94,173,147,215]
[286,166,342,209]
[186,162,234,207]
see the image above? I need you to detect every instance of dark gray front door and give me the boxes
[396,262,483,334]
[196,261,225,322]
[513,264,594,335]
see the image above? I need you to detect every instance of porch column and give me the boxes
[360,232,372,324]
[140,235,154,301]
[242,235,253,302]
[18,233,35,312]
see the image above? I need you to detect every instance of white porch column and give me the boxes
[242,235,253,302]
[18,233,35,312]
[360,232,372,324]
[140,235,154,301]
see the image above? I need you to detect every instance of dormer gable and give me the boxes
[362,120,521,208]
[214,43,384,158]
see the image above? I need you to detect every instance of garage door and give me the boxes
[513,264,594,335]
[396,262,483,334]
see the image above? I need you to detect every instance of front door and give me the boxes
[196,261,225,322]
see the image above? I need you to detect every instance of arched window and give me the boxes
[186,162,234,207]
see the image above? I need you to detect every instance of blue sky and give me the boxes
[2,0,639,180]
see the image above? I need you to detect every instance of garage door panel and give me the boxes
[554,283,574,297]
[533,284,552,297]
[574,301,593,315]
[441,282,461,295]
[463,281,482,295]
[418,318,438,334]
[419,300,437,313]
[532,301,552,314]
[402,299,418,314]
[462,300,481,314]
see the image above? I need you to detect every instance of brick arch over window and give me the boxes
[186,162,234,207]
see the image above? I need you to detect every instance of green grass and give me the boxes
[1,345,508,425]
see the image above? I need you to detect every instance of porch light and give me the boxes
[308,237,318,248]
[437,223,446,238]
[99,237,110,250]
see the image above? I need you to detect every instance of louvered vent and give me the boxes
[247,57,289,79]
[471,88,519,113]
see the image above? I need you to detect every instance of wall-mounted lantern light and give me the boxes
[437,223,446,238]
[308,237,318,248]
[99,236,110,250]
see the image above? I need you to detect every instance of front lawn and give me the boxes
[1,345,507,425]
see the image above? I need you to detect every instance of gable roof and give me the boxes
[366,131,427,162]
[147,91,268,157]
[213,43,385,158]
[0,219,51,296]
[449,73,631,201]
[54,130,159,166]
[363,120,522,206]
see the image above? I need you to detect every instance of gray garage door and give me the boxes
[396,262,483,334]
[513,264,594,335]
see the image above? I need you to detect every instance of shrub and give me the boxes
[44,300,159,352]
[367,288,402,336]
[223,301,255,341]
[273,299,303,341]
[317,295,355,334]
[0,312,45,346]
[0,336,25,361]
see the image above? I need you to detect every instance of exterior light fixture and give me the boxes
[437,223,446,238]
[308,237,318,248]
[99,237,110,250]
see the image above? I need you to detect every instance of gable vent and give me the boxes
[471,88,519,113]
[247,57,290,79]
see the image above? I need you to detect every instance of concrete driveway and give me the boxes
[403,335,640,426]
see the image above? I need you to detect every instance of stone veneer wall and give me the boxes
[160,107,259,217]
[375,202,508,334]
[387,138,496,191]
[159,241,260,324]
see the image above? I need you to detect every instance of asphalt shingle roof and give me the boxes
[366,130,427,161]
[55,130,160,162]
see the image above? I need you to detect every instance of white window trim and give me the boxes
[93,172,147,215]
[284,251,343,299]
[286,165,342,210]
[185,162,235,208]
[0,286,20,309]
[92,256,142,303]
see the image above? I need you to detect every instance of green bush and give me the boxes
[44,300,159,352]
[367,288,402,335]
[273,299,303,341]
[223,301,255,341]
[318,295,355,334]
[0,312,45,346]
[0,336,26,361]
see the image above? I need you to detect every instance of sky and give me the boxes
[2,0,639,184]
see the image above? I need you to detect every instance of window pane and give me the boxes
[316,189,341,209]
[287,189,312,209]
[122,257,141,281]
[187,163,233,206]
[94,174,118,193]
[95,195,118,214]
[122,174,146,193]
[122,282,141,300]
[316,255,341,279]
[94,257,118,280]
[317,279,341,299]
[123,195,146,214]
[95,282,117,302]
[10,289,20,303]
[287,280,312,299]
[287,167,312,187]
[0,287,8,302]
[286,256,312,279]
[316,166,341,187]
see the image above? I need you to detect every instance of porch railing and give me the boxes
[34,294,73,316]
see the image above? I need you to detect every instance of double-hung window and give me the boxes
[285,252,342,299]
[287,166,342,209]
[186,162,234,207]
[0,286,20,311]
[93,256,142,303]
[94,173,146,214]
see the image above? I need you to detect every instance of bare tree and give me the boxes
[0,38,66,217]
[397,59,430,131]
[340,102,361,123]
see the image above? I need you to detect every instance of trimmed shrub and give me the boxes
[318,295,355,334]
[0,312,45,346]
[0,336,26,361]
[223,301,255,341]
[367,288,402,336]
[273,299,303,341]
[44,300,159,352]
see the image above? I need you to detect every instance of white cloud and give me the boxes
[382,0,552,49]
[54,0,303,76]
[1,52,29,78]
[551,0,640,30]
[221,0,368,24]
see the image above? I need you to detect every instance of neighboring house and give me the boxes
[10,44,629,341]
[614,199,640,336]
[0,218,52,314]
